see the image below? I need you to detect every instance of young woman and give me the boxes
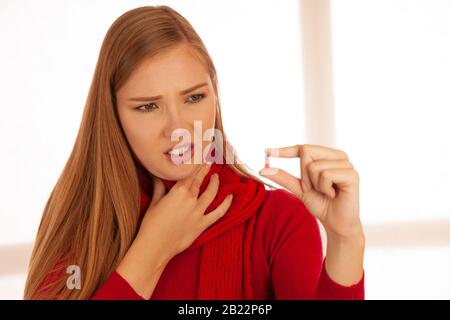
[24,5,365,300]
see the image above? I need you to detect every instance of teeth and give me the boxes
[169,144,190,156]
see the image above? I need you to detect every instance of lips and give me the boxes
[165,143,193,156]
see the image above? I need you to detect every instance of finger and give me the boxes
[266,144,348,160]
[318,168,359,198]
[189,162,213,196]
[174,163,203,190]
[149,177,166,208]
[259,167,304,198]
[200,194,233,230]
[265,145,300,158]
[307,160,353,195]
[265,144,312,191]
[266,144,348,192]
[197,172,220,211]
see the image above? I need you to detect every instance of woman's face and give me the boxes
[116,44,217,181]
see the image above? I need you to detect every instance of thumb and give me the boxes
[259,167,305,198]
[149,176,166,208]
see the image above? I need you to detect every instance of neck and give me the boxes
[161,160,223,192]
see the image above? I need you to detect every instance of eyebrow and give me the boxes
[128,82,208,102]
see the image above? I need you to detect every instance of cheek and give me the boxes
[196,102,216,132]
[196,105,216,153]
[118,111,160,158]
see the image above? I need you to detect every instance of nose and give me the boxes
[162,106,189,139]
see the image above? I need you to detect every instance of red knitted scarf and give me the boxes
[137,158,266,299]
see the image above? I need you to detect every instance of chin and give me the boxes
[159,160,200,181]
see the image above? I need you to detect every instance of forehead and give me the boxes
[119,45,211,97]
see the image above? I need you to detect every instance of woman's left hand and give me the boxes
[259,144,363,239]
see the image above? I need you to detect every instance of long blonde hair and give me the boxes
[24,5,275,299]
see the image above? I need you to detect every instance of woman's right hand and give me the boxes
[116,162,232,299]
[138,162,233,259]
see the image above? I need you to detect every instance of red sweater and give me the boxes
[91,189,364,300]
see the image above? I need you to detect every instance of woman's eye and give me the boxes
[136,103,157,112]
[136,93,206,113]
[186,93,206,104]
